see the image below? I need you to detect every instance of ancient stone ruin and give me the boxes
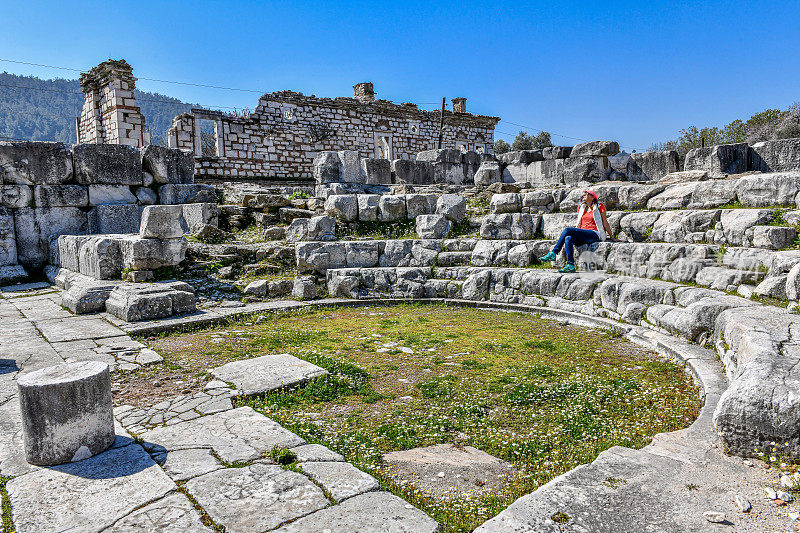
[4,56,800,531]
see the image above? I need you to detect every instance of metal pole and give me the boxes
[437,97,445,149]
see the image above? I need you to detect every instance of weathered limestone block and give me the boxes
[78,235,124,279]
[684,143,749,178]
[490,193,522,214]
[392,160,434,184]
[182,203,218,232]
[61,278,119,314]
[754,275,787,299]
[713,306,800,456]
[73,144,142,185]
[540,213,575,239]
[286,215,336,243]
[416,214,451,239]
[416,149,465,184]
[141,145,194,184]
[134,187,157,205]
[14,207,88,268]
[436,194,466,224]
[626,151,679,181]
[750,138,800,172]
[337,150,365,183]
[325,194,358,222]
[17,361,114,465]
[521,191,555,213]
[471,240,520,266]
[659,169,710,184]
[650,210,719,243]
[0,207,17,266]
[752,225,797,250]
[139,205,187,239]
[405,193,437,218]
[357,194,380,221]
[473,160,502,186]
[462,270,491,300]
[564,156,611,184]
[646,180,738,210]
[158,184,217,205]
[378,194,407,221]
[345,241,380,268]
[105,281,195,322]
[120,236,187,270]
[618,212,662,241]
[695,266,762,290]
[498,150,543,166]
[34,185,88,208]
[720,209,773,246]
[462,150,482,183]
[0,141,73,185]
[292,276,317,300]
[295,242,346,273]
[735,171,800,207]
[1,184,33,208]
[88,185,137,206]
[543,146,572,159]
[570,141,619,158]
[361,158,392,185]
[313,152,341,184]
[480,214,539,240]
[88,204,143,235]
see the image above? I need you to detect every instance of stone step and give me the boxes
[435,251,472,267]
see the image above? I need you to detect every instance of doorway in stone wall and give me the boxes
[374,132,393,159]
[197,119,220,157]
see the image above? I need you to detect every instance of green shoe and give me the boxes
[539,251,557,262]
[558,263,576,273]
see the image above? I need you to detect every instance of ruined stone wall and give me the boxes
[77,60,148,148]
[170,91,499,180]
[0,142,209,278]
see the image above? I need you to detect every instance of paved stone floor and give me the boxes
[0,286,439,532]
[3,284,800,532]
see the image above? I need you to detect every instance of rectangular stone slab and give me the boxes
[6,443,175,533]
[211,353,329,395]
[186,463,329,533]
[138,406,305,463]
[272,491,440,533]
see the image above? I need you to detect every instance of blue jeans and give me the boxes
[552,227,600,265]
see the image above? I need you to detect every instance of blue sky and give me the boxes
[2,0,798,151]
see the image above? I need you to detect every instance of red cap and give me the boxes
[585,190,599,201]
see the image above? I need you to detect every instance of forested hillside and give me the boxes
[0,72,193,145]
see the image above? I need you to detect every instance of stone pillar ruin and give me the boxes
[17,361,115,465]
[353,82,375,103]
[78,59,149,148]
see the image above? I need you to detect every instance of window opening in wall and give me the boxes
[198,119,219,157]
[456,140,469,152]
[476,145,485,154]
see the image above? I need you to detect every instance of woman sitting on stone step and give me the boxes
[538,190,613,273]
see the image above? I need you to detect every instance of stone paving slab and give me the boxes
[185,463,329,533]
[300,461,380,502]
[115,387,234,433]
[211,353,329,396]
[290,443,345,462]
[6,443,176,533]
[152,447,224,482]
[272,490,441,533]
[138,406,305,463]
[106,492,214,532]
[36,315,124,342]
[0,281,54,297]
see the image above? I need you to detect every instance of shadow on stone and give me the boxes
[0,358,19,375]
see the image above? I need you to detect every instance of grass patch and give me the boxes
[153,304,701,532]
[1,476,14,533]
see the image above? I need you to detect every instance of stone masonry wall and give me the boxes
[78,60,149,148]
[169,89,499,181]
[0,141,206,278]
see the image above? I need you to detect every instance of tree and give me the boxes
[494,139,511,154]
[511,131,533,151]
[531,131,552,149]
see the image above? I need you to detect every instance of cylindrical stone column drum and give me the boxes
[17,361,115,466]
